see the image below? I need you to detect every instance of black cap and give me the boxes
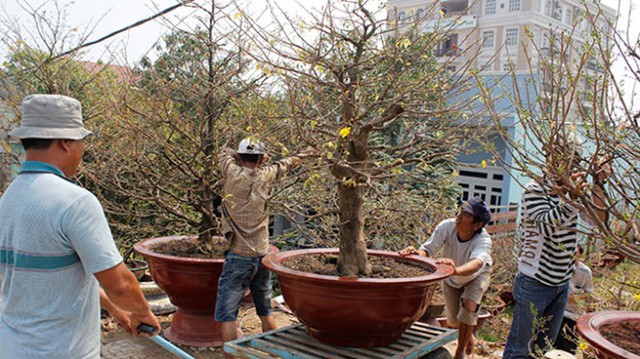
[461,197,492,225]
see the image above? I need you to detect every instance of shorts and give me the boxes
[214,252,273,322]
[443,270,490,326]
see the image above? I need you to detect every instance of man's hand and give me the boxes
[130,311,162,338]
[110,307,133,335]
[99,287,133,334]
[398,246,427,257]
[435,258,458,275]
[593,154,613,186]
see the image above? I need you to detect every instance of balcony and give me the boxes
[422,14,477,33]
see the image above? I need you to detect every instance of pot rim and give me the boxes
[262,247,453,285]
[577,310,640,359]
[133,235,226,263]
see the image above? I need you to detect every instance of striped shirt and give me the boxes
[220,149,296,257]
[517,181,579,286]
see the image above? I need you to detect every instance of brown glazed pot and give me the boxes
[577,311,640,359]
[262,248,453,347]
[134,235,225,347]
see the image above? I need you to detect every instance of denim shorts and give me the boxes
[214,252,273,322]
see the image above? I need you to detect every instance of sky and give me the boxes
[0,0,636,63]
[0,0,637,107]
[0,0,346,65]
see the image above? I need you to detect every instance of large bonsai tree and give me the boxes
[238,0,482,276]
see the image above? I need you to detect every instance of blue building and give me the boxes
[388,0,615,208]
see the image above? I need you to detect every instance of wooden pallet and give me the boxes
[224,322,457,359]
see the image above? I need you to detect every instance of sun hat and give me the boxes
[9,94,92,140]
[461,196,492,225]
[237,137,265,155]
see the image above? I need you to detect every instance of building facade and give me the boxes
[388,0,615,208]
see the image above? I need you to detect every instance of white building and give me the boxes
[388,0,615,208]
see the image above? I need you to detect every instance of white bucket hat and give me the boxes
[9,94,92,140]
[237,137,265,155]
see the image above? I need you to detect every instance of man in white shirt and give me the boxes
[400,197,492,359]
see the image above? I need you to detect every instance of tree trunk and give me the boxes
[336,182,372,276]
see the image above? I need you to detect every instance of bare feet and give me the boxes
[466,334,477,356]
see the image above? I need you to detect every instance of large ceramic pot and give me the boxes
[577,311,640,359]
[262,248,453,347]
[134,235,225,347]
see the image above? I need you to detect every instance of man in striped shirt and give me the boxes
[503,136,610,358]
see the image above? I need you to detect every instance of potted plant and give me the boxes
[577,311,640,359]
[242,1,476,347]
[85,4,272,346]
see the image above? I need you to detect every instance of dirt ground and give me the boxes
[100,305,504,359]
[101,305,300,359]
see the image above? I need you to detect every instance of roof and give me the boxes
[78,61,140,83]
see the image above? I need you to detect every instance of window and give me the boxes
[485,0,496,15]
[482,31,495,49]
[416,8,425,20]
[505,28,519,47]
[508,0,521,12]
[398,11,406,22]
[544,0,552,16]
[553,2,563,21]
[565,8,572,24]
[502,60,515,72]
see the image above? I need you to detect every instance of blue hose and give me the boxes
[148,335,196,359]
[138,324,195,359]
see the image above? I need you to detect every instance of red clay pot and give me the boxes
[262,248,453,347]
[134,235,225,347]
[577,311,640,359]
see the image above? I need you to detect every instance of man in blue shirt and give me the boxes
[0,94,160,358]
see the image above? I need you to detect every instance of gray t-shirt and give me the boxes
[0,162,122,358]
[420,218,492,288]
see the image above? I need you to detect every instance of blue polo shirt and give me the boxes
[0,161,122,358]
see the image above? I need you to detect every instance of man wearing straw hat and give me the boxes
[0,94,160,358]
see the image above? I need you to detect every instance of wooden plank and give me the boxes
[285,326,404,358]
[399,332,427,344]
[251,338,317,359]
[490,211,517,222]
[224,322,458,359]
[406,324,449,337]
[271,333,369,359]
[400,334,459,359]
[486,222,517,234]
[365,346,402,356]
[225,341,275,359]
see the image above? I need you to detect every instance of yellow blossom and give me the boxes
[246,126,251,131]
[339,127,351,139]
[633,293,640,302]
[481,160,487,168]
[579,342,588,351]
[396,38,412,49]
